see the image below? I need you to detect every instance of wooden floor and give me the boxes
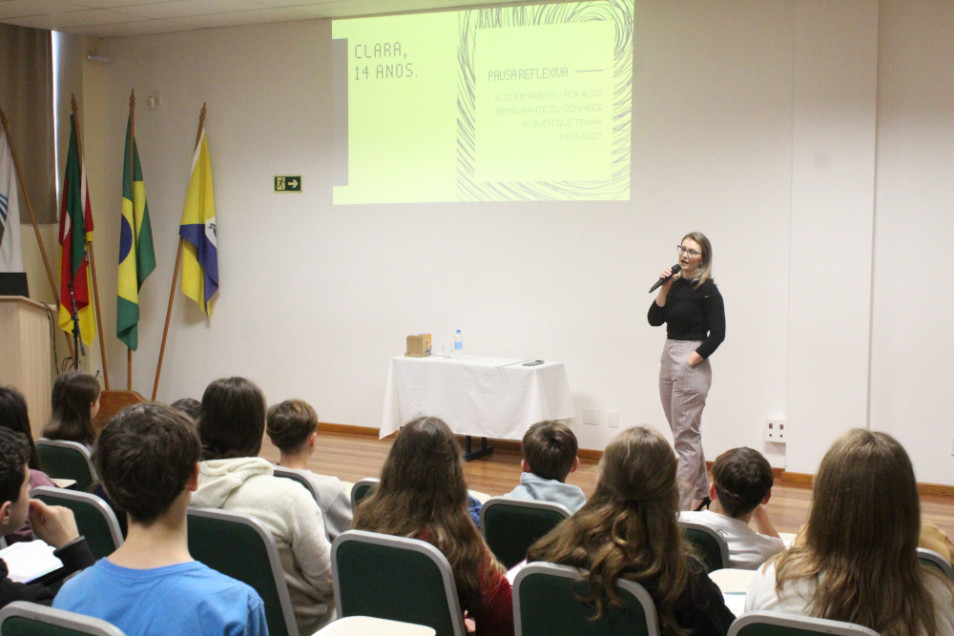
[261,430,954,538]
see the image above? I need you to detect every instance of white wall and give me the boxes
[870,0,954,485]
[42,0,950,485]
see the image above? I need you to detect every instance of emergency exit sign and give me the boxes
[274,176,302,192]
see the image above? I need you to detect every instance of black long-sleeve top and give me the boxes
[648,277,725,359]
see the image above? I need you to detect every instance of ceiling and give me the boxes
[0,0,524,38]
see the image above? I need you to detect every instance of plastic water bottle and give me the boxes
[453,329,463,357]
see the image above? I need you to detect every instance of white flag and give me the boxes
[0,128,23,273]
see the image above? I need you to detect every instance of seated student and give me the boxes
[54,404,267,635]
[353,416,514,636]
[266,399,353,540]
[0,386,57,543]
[528,426,734,636]
[678,446,784,569]
[191,377,334,635]
[169,397,201,422]
[0,428,95,607]
[504,420,585,514]
[745,429,954,635]
[41,371,101,450]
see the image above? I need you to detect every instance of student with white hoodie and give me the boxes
[191,377,334,635]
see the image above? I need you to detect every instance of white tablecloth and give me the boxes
[380,355,575,439]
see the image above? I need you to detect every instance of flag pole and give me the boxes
[0,105,75,360]
[126,90,135,391]
[71,95,110,388]
[152,103,206,401]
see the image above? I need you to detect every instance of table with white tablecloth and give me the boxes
[380,355,575,440]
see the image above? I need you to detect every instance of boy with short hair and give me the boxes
[266,399,353,539]
[679,446,784,569]
[504,420,586,513]
[0,428,94,607]
[54,404,267,635]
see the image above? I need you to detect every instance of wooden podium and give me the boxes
[0,296,55,441]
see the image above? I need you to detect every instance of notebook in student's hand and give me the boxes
[0,540,64,583]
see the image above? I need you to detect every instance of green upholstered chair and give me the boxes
[30,487,122,560]
[679,519,730,572]
[917,547,954,581]
[186,507,299,636]
[271,466,320,504]
[727,611,881,636]
[513,562,661,636]
[479,497,570,569]
[35,439,97,492]
[0,601,125,636]
[331,529,466,636]
[349,477,379,510]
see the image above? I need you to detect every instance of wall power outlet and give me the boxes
[765,419,786,443]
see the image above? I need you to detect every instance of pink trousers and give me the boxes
[659,339,712,510]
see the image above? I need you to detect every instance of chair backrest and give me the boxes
[727,610,881,636]
[35,440,97,492]
[479,497,570,569]
[0,600,126,636]
[186,507,299,636]
[917,547,954,581]
[271,467,320,504]
[331,529,466,636]
[513,562,661,636]
[678,520,729,572]
[350,477,379,509]
[30,487,122,560]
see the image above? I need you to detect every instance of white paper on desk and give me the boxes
[723,592,746,618]
[0,540,63,583]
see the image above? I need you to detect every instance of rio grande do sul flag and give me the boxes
[57,114,96,345]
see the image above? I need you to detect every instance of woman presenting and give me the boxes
[648,232,725,511]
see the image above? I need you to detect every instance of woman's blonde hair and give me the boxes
[773,429,943,635]
[681,231,713,289]
[527,426,693,636]
[352,416,500,613]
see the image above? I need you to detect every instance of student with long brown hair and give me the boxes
[42,371,101,449]
[352,416,513,636]
[745,429,954,635]
[527,426,733,636]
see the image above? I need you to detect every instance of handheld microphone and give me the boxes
[648,264,681,293]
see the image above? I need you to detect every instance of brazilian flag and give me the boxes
[117,114,156,350]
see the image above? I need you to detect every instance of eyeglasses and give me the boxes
[676,245,701,257]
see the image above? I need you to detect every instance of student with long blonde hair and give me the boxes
[745,429,954,635]
[352,416,513,636]
[527,426,733,636]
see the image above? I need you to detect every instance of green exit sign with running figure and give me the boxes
[274,176,302,192]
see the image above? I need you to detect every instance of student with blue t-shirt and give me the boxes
[54,404,267,636]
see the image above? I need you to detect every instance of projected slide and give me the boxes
[332,1,633,204]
